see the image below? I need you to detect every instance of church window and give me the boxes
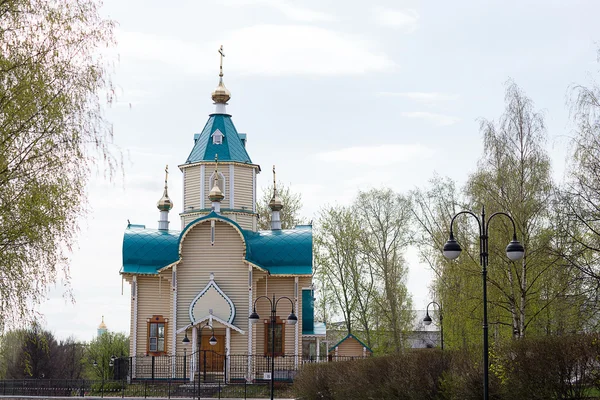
[212,129,224,145]
[147,315,168,355]
[264,317,285,356]
[209,172,226,195]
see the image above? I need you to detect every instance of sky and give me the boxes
[38,0,600,341]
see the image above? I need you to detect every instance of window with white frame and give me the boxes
[212,129,224,145]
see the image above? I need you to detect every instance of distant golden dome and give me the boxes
[212,79,231,104]
[98,316,107,330]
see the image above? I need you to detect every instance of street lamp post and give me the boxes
[423,301,443,350]
[182,322,217,399]
[249,294,297,400]
[443,206,524,400]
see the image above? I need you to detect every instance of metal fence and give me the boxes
[125,353,368,383]
[0,379,294,399]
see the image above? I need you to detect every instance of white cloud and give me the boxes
[372,7,419,32]
[378,92,459,103]
[315,144,435,167]
[401,111,460,126]
[117,25,394,76]
[223,0,336,22]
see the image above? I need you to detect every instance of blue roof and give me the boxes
[186,114,252,164]
[121,213,312,275]
[121,225,180,274]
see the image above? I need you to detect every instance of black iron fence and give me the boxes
[0,379,293,399]
[123,353,367,382]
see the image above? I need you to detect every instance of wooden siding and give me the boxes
[135,275,172,355]
[177,221,248,355]
[330,336,367,357]
[233,166,254,211]
[184,166,201,212]
[228,213,254,231]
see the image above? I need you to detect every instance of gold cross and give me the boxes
[164,165,169,186]
[218,45,225,77]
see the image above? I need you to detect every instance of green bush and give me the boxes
[294,335,600,400]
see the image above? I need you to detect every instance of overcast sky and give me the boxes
[38,0,600,341]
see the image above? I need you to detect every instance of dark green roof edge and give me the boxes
[328,333,373,353]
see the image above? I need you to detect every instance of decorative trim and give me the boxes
[172,266,177,361]
[200,165,205,210]
[294,276,299,367]
[132,275,138,376]
[252,168,256,213]
[189,273,236,324]
[177,314,245,335]
[179,160,261,171]
[248,264,253,360]
[229,164,234,209]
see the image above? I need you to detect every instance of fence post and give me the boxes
[183,351,187,381]
[218,381,221,399]
[152,356,155,381]
[244,380,247,399]
[144,379,147,399]
[168,378,171,399]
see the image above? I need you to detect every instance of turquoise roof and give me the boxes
[303,322,326,336]
[245,227,313,275]
[186,114,252,164]
[329,333,373,354]
[121,225,180,274]
[121,213,312,275]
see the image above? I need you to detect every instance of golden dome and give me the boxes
[98,316,107,329]
[157,165,173,211]
[269,165,284,211]
[209,182,224,202]
[212,79,231,104]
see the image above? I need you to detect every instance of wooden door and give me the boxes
[199,334,225,372]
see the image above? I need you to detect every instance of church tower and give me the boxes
[179,46,260,231]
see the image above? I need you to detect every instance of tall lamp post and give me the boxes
[249,295,297,400]
[423,301,443,350]
[443,206,524,400]
[182,322,217,398]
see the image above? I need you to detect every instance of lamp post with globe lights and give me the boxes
[423,301,443,350]
[443,206,524,400]
[249,295,297,400]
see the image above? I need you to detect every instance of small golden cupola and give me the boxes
[269,165,284,230]
[209,155,224,212]
[211,45,231,109]
[157,165,172,230]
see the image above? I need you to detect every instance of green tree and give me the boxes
[0,0,117,331]
[466,81,579,339]
[314,205,376,347]
[257,181,304,230]
[355,189,414,352]
[85,332,129,380]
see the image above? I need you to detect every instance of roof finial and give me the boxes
[157,164,173,212]
[219,45,225,78]
[269,165,283,212]
[209,154,224,203]
[212,45,231,104]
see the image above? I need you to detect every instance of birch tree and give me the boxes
[355,189,414,352]
[0,0,117,330]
